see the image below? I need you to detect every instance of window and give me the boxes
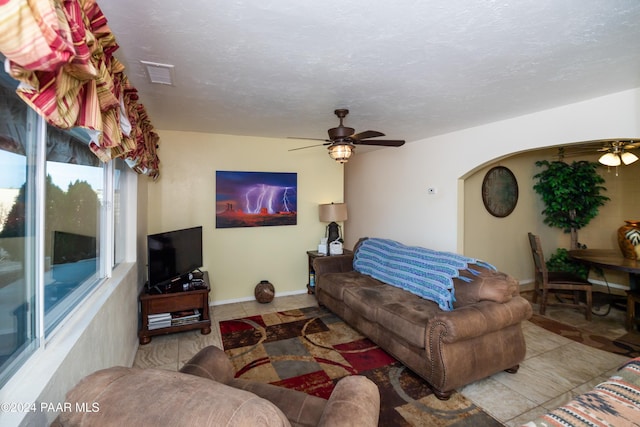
[0,67,125,387]
[0,81,37,385]
[114,159,127,266]
[43,125,103,334]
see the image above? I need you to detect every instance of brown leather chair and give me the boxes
[527,232,593,320]
[53,346,380,427]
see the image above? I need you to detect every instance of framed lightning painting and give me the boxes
[215,171,298,228]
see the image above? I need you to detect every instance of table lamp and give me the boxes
[319,203,348,254]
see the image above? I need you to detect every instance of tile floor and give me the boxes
[133,292,631,426]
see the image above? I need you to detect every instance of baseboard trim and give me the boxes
[211,288,308,306]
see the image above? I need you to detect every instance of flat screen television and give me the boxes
[147,226,203,292]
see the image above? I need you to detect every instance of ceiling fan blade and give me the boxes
[353,139,405,147]
[288,142,330,151]
[351,130,385,140]
[287,136,330,142]
[568,149,604,155]
[624,143,640,150]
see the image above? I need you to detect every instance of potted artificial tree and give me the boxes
[533,159,609,277]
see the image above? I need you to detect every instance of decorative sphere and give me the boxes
[255,280,275,303]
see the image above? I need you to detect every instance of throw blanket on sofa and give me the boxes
[353,238,496,311]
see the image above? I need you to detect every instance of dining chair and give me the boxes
[527,232,593,320]
[626,290,640,330]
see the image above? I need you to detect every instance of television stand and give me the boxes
[138,271,212,345]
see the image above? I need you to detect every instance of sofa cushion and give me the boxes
[341,280,530,349]
[342,282,401,321]
[377,297,440,348]
[452,268,518,308]
[319,271,382,301]
[342,282,443,349]
[231,378,327,427]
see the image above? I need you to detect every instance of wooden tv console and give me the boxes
[138,271,212,345]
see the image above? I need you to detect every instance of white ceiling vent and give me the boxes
[140,61,175,85]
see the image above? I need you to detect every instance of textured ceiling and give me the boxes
[99,1,640,145]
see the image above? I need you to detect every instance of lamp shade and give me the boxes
[319,203,348,222]
[599,152,621,167]
[328,144,354,163]
[621,151,639,165]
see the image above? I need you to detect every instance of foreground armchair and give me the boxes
[53,346,379,427]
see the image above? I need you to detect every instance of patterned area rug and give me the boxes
[220,306,501,427]
[529,313,640,358]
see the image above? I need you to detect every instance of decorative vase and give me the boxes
[617,220,640,260]
[254,280,275,303]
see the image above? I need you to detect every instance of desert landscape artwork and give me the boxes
[215,171,297,228]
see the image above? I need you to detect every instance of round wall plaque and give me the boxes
[481,166,518,217]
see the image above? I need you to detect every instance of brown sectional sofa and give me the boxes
[313,238,533,399]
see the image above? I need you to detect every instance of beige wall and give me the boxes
[464,151,549,275]
[146,131,343,303]
[344,88,640,285]
[464,149,640,285]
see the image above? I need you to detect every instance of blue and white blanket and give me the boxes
[353,238,496,311]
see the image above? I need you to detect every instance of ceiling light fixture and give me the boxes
[621,151,639,165]
[598,150,639,167]
[598,152,621,167]
[140,61,175,85]
[328,143,354,163]
[597,140,639,168]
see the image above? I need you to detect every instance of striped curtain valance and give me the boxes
[0,0,160,178]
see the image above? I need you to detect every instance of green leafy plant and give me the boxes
[533,160,609,250]
[546,248,589,279]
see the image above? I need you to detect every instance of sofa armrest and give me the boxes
[179,345,235,384]
[427,296,532,345]
[312,254,355,275]
[318,376,380,427]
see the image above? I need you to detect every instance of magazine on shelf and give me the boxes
[148,312,171,320]
[171,309,201,326]
[148,320,172,330]
[147,312,172,330]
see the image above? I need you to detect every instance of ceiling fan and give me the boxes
[596,140,640,167]
[289,109,405,163]
[555,139,640,167]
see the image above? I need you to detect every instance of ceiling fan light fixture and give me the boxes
[599,152,621,167]
[328,144,354,163]
[621,151,639,165]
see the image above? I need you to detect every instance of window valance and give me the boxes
[0,0,160,178]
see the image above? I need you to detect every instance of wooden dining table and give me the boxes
[568,249,640,291]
